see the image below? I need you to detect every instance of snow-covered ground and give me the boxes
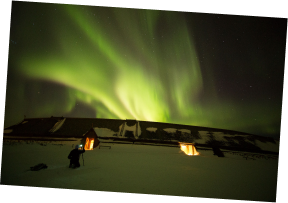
[1,139,279,202]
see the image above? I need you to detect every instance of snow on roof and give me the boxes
[194,131,280,153]
[118,122,142,139]
[210,132,227,142]
[197,131,237,144]
[178,129,191,134]
[94,128,117,137]
[146,127,157,132]
[255,140,279,152]
[124,124,137,131]
[163,128,177,133]
[49,118,66,133]
[4,129,13,134]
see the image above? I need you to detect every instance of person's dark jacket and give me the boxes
[68,148,85,161]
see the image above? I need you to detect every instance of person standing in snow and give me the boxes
[68,144,85,168]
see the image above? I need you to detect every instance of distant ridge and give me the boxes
[5,116,274,137]
[3,116,279,154]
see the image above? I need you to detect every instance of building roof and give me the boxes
[3,116,279,154]
[4,117,61,136]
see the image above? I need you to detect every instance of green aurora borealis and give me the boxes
[5,2,287,138]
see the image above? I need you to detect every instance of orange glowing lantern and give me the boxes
[84,137,95,150]
[180,144,199,156]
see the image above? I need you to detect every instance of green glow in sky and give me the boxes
[19,6,204,123]
[6,2,286,138]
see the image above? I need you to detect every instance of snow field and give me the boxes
[1,140,278,202]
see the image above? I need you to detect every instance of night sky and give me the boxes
[4,1,287,138]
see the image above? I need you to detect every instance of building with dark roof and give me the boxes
[3,116,279,155]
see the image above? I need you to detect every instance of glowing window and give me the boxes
[180,144,199,156]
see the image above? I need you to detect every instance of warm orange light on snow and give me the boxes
[180,144,199,156]
[84,137,95,150]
